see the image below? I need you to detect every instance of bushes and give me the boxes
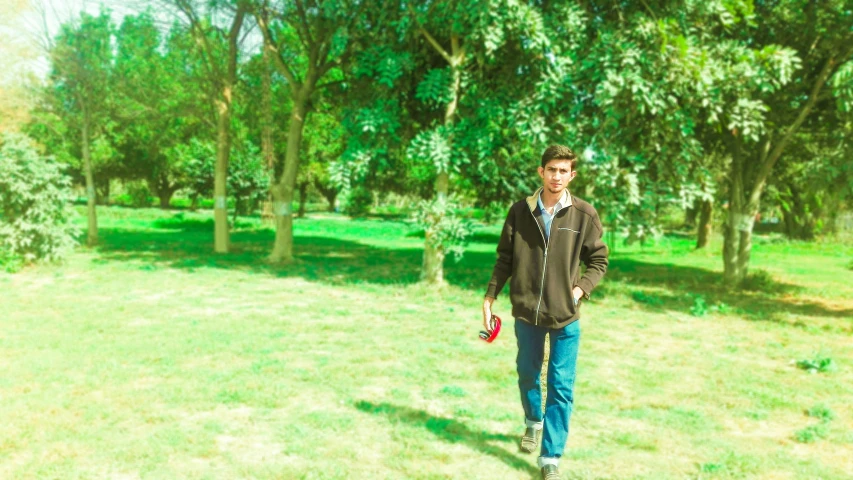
[344,186,373,217]
[0,133,79,267]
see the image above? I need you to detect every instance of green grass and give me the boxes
[1,206,852,479]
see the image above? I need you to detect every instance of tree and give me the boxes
[665,0,853,283]
[168,0,248,252]
[404,0,562,284]
[113,13,212,209]
[49,10,114,246]
[253,0,365,262]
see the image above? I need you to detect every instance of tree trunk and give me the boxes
[213,91,232,253]
[722,138,752,285]
[232,196,240,225]
[190,193,199,211]
[81,112,98,247]
[261,48,278,208]
[696,199,713,249]
[723,210,754,284]
[421,35,463,285]
[684,202,698,228]
[313,178,337,212]
[96,179,110,205]
[297,181,308,218]
[269,94,309,263]
[158,187,174,209]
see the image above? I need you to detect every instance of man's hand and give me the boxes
[572,286,585,306]
[483,296,496,332]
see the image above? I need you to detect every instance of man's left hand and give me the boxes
[572,286,584,306]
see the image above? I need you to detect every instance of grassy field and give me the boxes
[2,206,852,479]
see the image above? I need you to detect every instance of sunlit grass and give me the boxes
[1,207,851,479]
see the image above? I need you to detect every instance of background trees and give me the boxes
[10,0,851,286]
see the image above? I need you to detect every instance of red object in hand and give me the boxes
[479,315,502,343]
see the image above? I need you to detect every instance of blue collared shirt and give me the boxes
[537,192,564,241]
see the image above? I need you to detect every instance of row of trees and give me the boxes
[19,0,853,287]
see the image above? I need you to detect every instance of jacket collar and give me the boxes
[526,187,572,213]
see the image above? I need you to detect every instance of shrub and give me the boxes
[126,181,153,208]
[0,133,78,265]
[741,269,777,292]
[344,186,373,217]
[806,404,835,421]
[690,295,708,317]
[796,355,836,374]
[794,423,829,443]
[0,249,24,273]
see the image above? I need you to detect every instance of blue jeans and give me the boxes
[515,318,581,459]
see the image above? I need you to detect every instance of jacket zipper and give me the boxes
[530,203,568,325]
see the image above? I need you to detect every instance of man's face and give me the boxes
[537,159,577,195]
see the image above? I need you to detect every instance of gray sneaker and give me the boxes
[541,464,560,480]
[519,426,540,453]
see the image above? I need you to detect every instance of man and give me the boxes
[483,145,609,480]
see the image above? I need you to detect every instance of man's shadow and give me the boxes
[354,401,539,476]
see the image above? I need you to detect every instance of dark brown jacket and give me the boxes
[485,188,609,328]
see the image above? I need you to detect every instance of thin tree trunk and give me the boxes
[314,179,338,212]
[179,5,244,253]
[297,181,308,218]
[158,186,175,209]
[261,48,277,203]
[684,203,698,228]
[269,95,309,263]
[81,109,98,247]
[421,35,463,285]
[723,137,748,284]
[213,93,232,253]
[696,199,713,249]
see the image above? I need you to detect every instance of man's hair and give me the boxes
[541,144,578,169]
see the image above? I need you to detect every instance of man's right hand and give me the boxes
[483,296,496,332]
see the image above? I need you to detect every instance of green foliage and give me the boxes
[796,354,837,374]
[741,269,776,292]
[713,302,732,315]
[806,404,835,422]
[415,68,454,106]
[343,187,373,218]
[794,423,829,443]
[227,140,268,216]
[354,46,412,88]
[169,138,215,202]
[412,196,472,261]
[690,295,709,317]
[407,127,457,175]
[0,249,25,273]
[124,181,153,208]
[0,133,79,264]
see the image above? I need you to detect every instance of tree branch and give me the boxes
[226,5,247,83]
[407,4,452,65]
[748,54,837,207]
[254,8,301,88]
[294,0,316,49]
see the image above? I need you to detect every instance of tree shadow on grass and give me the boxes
[92,218,852,324]
[354,400,538,476]
[600,257,853,325]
